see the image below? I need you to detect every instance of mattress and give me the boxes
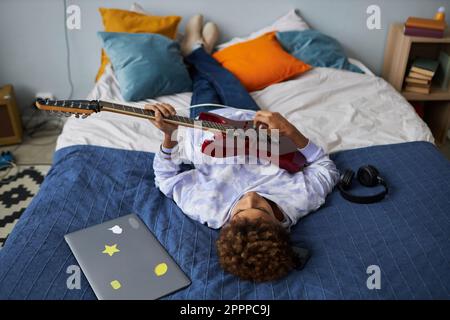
[0,141,449,299]
[56,65,433,154]
[1,64,444,300]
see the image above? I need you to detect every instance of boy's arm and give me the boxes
[292,147,339,217]
[282,116,340,215]
[253,111,340,221]
[162,133,178,149]
[153,142,186,198]
[147,103,210,224]
[145,103,184,197]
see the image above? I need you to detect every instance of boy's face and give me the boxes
[230,191,280,224]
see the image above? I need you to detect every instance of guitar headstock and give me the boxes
[35,99,101,118]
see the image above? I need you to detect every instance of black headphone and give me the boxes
[338,165,388,204]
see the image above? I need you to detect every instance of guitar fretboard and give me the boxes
[43,99,231,133]
[101,101,231,132]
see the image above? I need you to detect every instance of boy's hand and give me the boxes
[253,111,308,148]
[144,103,178,135]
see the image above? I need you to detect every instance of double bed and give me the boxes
[0,58,449,299]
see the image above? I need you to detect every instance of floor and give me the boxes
[0,119,63,165]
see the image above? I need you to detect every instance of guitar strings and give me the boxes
[46,99,246,113]
[46,100,251,132]
[99,102,233,131]
[106,102,240,113]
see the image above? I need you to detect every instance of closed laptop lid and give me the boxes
[65,214,191,300]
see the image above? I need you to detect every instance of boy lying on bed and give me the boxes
[146,15,339,282]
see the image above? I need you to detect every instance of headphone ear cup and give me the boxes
[340,170,354,190]
[357,165,379,187]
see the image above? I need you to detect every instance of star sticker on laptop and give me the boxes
[102,244,120,256]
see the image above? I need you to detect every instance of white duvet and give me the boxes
[56,64,433,154]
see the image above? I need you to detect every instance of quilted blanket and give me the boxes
[0,141,449,299]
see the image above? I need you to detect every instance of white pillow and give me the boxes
[131,2,184,42]
[347,58,374,76]
[130,2,150,14]
[216,9,310,50]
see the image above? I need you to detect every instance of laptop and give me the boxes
[65,214,191,300]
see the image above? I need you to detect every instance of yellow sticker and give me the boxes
[110,280,121,290]
[154,263,168,276]
[102,244,120,257]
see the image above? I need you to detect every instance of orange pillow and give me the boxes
[96,8,181,81]
[213,32,311,92]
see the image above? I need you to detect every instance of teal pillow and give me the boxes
[98,32,192,101]
[276,30,363,74]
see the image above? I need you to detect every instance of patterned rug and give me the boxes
[0,165,50,248]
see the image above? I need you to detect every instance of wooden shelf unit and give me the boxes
[382,23,450,146]
[0,84,23,145]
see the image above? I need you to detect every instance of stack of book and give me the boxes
[404,17,446,38]
[404,58,439,94]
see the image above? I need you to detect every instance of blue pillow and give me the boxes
[276,30,363,74]
[98,32,192,101]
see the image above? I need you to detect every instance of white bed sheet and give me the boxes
[56,64,433,154]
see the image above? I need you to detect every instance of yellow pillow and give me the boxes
[213,32,311,92]
[96,8,181,81]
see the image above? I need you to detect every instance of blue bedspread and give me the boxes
[0,141,449,299]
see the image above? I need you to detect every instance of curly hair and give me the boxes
[216,217,299,282]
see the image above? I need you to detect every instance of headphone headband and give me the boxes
[338,165,388,204]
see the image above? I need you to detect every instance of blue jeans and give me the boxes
[185,47,260,118]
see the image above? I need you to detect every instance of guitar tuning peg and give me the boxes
[75,114,80,118]
[81,114,88,119]
[64,112,71,117]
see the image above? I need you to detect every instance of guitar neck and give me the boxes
[35,99,231,133]
[99,101,228,133]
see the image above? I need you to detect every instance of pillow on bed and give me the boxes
[96,8,181,81]
[213,32,311,92]
[276,30,363,73]
[216,9,309,50]
[130,2,149,14]
[98,32,192,101]
[130,3,185,43]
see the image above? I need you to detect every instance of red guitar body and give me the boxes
[198,112,306,173]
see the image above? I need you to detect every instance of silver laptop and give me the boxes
[65,214,191,300]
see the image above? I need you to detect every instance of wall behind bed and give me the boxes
[0,0,449,119]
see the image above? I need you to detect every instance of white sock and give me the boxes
[191,41,203,51]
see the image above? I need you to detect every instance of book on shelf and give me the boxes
[403,57,440,95]
[410,58,440,77]
[405,17,446,31]
[404,85,431,94]
[436,51,450,90]
[409,71,433,80]
[406,82,430,89]
[404,17,447,39]
[404,25,445,38]
[405,77,430,85]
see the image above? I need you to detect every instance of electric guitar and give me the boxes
[35,99,306,173]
